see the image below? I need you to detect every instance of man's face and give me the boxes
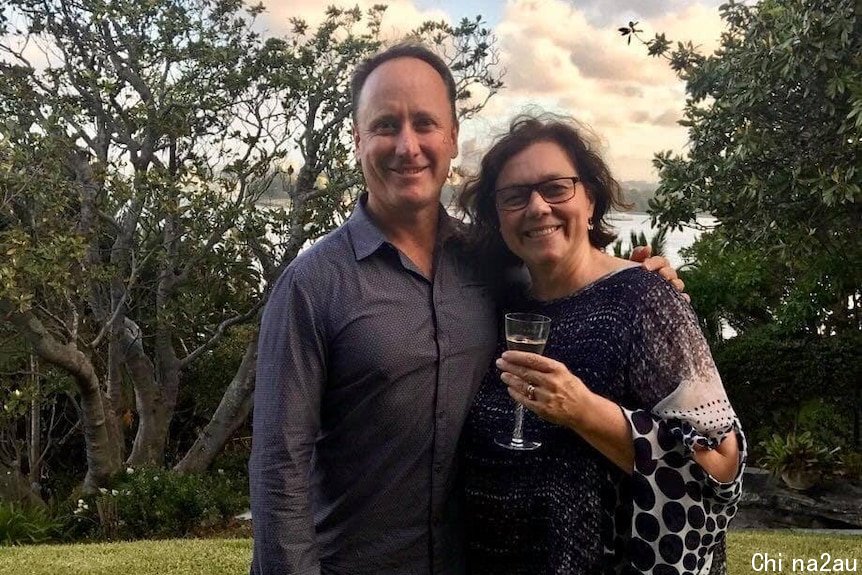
[353,57,459,217]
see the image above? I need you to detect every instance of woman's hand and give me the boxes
[497,350,635,472]
[496,350,589,429]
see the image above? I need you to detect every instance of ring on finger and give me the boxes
[526,384,536,401]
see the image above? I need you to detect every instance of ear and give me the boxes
[352,122,362,159]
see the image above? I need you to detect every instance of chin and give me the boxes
[520,253,560,270]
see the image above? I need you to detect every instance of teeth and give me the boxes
[398,167,424,174]
[526,226,560,238]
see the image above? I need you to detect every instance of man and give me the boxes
[249,42,680,575]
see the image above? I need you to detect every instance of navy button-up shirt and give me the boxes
[250,196,498,574]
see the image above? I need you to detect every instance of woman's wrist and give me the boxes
[563,383,596,432]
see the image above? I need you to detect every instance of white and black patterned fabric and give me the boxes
[462,266,746,575]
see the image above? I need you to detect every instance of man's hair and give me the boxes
[351,42,459,124]
[458,114,628,267]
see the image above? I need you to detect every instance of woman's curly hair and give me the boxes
[458,114,629,268]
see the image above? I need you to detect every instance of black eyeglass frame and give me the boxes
[494,176,582,211]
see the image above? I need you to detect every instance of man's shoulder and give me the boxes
[292,223,354,268]
[272,224,354,291]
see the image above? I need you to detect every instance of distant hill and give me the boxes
[619,180,657,213]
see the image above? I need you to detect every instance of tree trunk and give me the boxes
[2,302,122,493]
[119,319,167,467]
[27,354,41,488]
[175,334,257,474]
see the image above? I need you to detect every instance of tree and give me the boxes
[622,0,861,335]
[175,5,504,474]
[1,1,504,492]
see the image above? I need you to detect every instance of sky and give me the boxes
[258,0,729,183]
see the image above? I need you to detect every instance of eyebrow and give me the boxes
[498,174,572,189]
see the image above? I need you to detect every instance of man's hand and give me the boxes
[630,245,688,301]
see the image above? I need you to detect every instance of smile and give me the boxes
[524,225,562,238]
[393,166,426,175]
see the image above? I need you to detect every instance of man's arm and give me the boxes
[249,267,326,575]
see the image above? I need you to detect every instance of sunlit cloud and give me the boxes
[456,0,724,181]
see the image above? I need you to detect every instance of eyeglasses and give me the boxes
[494,176,581,211]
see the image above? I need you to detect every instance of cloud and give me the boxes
[259,0,448,39]
[252,0,724,182]
[557,0,725,27]
[462,0,723,180]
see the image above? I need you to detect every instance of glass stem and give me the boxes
[512,404,526,445]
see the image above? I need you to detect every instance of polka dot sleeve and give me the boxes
[613,274,747,574]
[618,408,745,575]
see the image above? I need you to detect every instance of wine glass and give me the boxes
[495,312,551,451]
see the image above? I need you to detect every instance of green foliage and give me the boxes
[679,230,784,341]
[0,139,89,313]
[1,0,504,486]
[840,451,862,481]
[0,503,64,546]
[759,430,840,476]
[180,326,255,423]
[611,226,668,259]
[69,467,248,540]
[630,0,861,335]
[713,325,861,451]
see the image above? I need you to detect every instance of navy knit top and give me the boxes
[461,266,745,575]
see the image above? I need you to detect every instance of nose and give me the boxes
[524,189,552,216]
[395,126,420,157]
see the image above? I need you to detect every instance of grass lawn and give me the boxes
[0,531,858,574]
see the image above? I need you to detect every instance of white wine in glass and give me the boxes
[496,312,551,451]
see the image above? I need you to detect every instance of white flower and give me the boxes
[99,487,108,494]
[13,389,21,397]
[153,475,159,481]
[111,489,119,496]
[217,468,225,475]
[82,503,89,510]
[76,499,85,508]
[126,467,134,475]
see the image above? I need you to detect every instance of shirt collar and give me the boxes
[346,193,460,261]
[346,194,388,261]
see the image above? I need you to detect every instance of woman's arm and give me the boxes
[498,351,741,481]
[692,433,740,482]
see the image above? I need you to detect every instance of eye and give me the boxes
[540,180,573,199]
[413,117,436,132]
[498,187,529,209]
[372,118,398,134]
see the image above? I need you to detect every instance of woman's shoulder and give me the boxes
[600,265,690,318]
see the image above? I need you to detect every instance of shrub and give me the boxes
[714,325,861,455]
[66,467,248,541]
[0,503,64,545]
[759,431,840,476]
[840,451,862,482]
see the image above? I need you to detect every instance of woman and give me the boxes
[458,116,745,575]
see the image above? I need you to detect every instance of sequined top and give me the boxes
[462,266,745,575]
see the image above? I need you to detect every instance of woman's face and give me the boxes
[494,140,595,271]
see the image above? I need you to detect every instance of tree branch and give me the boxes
[179,300,265,369]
